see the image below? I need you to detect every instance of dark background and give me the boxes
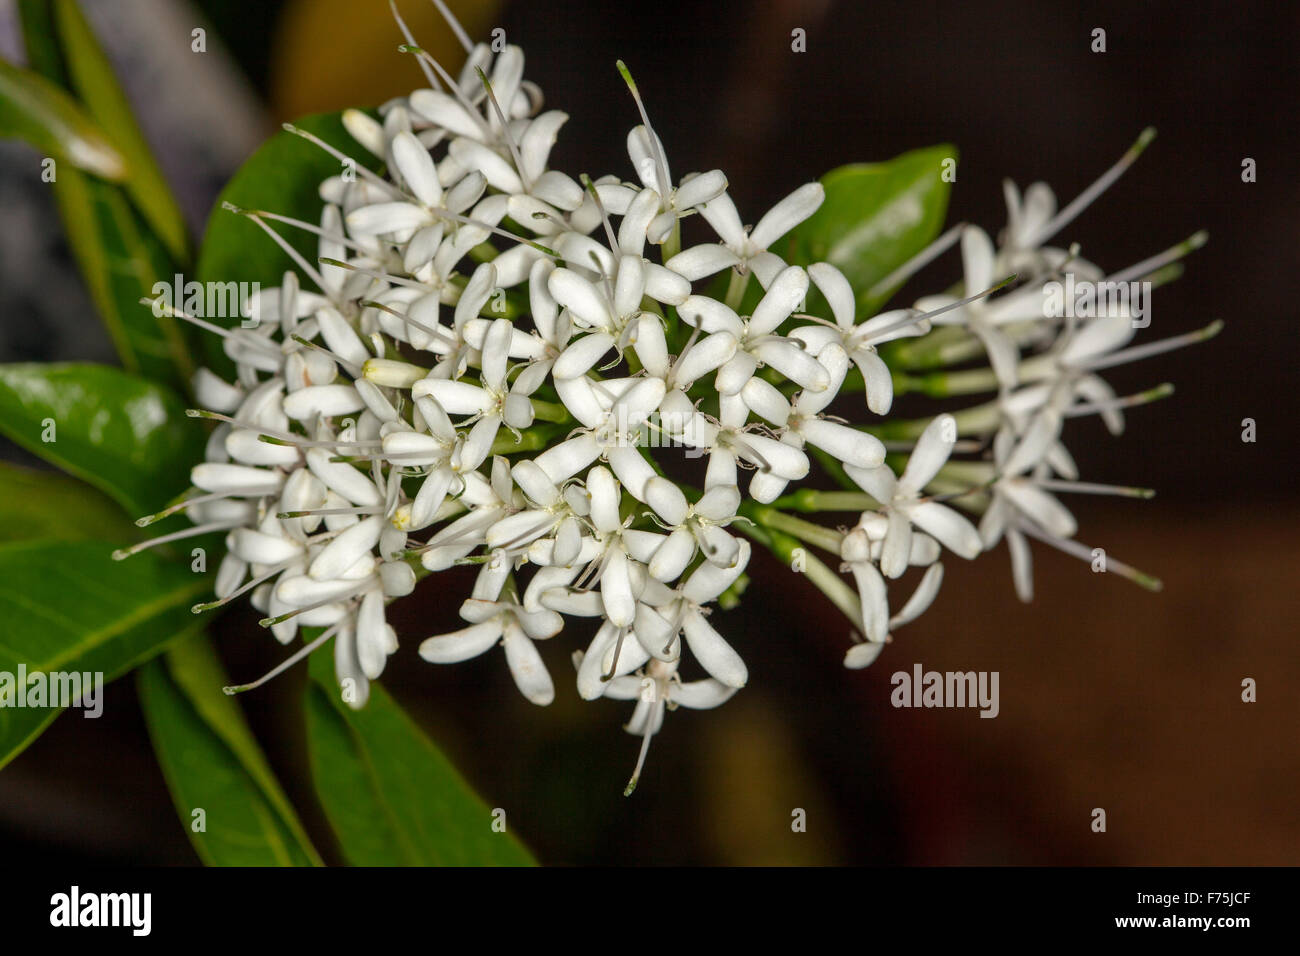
[1,0,1296,865]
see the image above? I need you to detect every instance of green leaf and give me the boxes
[0,462,134,543]
[0,363,206,518]
[51,0,189,262]
[138,634,323,866]
[14,0,195,387]
[787,145,957,314]
[0,539,209,769]
[304,650,535,866]
[51,168,196,389]
[0,58,125,179]
[16,0,66,83]
[196,112,378,375]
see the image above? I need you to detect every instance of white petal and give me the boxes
[899,414,956,496]
[419,620,503,663]
[392,131,442,207]
[665,243,740,281]
[749,182,824,250]
[908,501,982,559]
[503,622,554,705]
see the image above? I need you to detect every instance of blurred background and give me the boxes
[1,0,1296,865]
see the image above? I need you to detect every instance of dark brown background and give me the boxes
[1,0,1296,865]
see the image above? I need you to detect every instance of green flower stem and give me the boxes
[879,325,972,369]
[808,445,857,492]
[724,267,750,312]
[912,365,1002,397]
[770,488,880,513]
[741,502,843,555]
[661,219,681,261]
[863,400,1003,442]
[490,423,562,456]
[468,241,498,263]
[738,522,861,627]
[529,398,570,424]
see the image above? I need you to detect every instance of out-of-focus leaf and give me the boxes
[52,0,189,262]
[51,168,195,388]
[786,145,957,314]
[138,634,323,866]
[0,363,205,517]
[304,650,536,866]
[0,539,208,768]
[14,0,195,387]
[0,58,125,179]
[0,462,133,543]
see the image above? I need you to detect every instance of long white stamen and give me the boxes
[868,222,965,300]
[616,60,672,199]
[233,204,371,255]
[623,701,660,797]
[399,45,489,132]
[288,332,365,378]
[193,558,299,613]
[260,584,366,627]
[135,489,224,527]
[1026,127,1156,247]
[362,299,459,349]
[1062,382,1174,418]
[237,208,328,290]
[429,0,474,54]
[1073,320,1222,372]
[477,68,529,188]
[1018,521,1161,591]
[389,0,440,90]
[1033,479,1155,498]
[113,521,240,560]
[1105,231,1208,286]
[281,123,404,198]
[223,622,341,694]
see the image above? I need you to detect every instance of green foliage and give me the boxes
[0,539,207,768]
[786,145,956,314]
[138,634,322,866]
[0,363,204,517]
[304,650,536,866]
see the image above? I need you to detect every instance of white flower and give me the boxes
[667,182,825,284]
[592,656,737,795]
[678,265,830,396]
[913,227,1028,390]
[844,414,981,578]
[791,262,930,415]
[420,593,564,705]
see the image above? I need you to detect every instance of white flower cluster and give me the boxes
[126,5,1214,790]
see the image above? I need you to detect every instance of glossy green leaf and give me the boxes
[787,145,957,314]
[52,0,189,261]
[196,111,379,374]
[0,363,206,518]
[138,634,322,866]
[304,650,535,866]
[0,462,134,543]
[0,539,209,768]
[51,168,195,389]
[0,57,125,179]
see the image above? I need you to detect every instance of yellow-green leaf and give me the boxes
[0,57,125,179]
[52,0,189,261]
